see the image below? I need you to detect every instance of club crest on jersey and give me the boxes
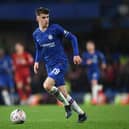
[48,34,53,40]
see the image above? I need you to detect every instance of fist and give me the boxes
[73,56,82,65]
[34,62,39,74]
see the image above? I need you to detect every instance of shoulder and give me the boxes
[12,53,19,59]
[49,24,63,30]
[96,50,101,54]
[32,28,39,37]
[49,24,64,36]
[84,51,89,55]
[50,23,60,28]
[96,50,104,56]
[82,51,88,56]
[23,52,29,56]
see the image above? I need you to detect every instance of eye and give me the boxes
[42,16,49,19]
[42,17,46,19]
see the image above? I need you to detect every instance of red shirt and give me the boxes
[12,52,33,75]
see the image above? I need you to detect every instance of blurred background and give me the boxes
[0,0,129,106]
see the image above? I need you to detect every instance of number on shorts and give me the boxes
[52,68,60,75]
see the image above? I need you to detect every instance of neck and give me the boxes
[16,51,24,55]
[89,50,95,54]
[39,24,47,32]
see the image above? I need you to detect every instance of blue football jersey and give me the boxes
[82,50,106,71]
[0,55,14,88]
[0,55,13,75]
[33,24,79,67]
[82,50,106,81]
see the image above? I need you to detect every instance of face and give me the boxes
[86,42,95,52]
[15,43,24,54]
[36,13,49,28]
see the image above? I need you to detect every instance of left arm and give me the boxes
[26,53,34,66]
[66,33,82,64]
[55,24,82,64]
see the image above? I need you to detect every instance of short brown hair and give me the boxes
[87,40,95,44]
[35,7,49,16]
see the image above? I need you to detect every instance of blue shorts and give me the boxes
[0,74,14,88]
[87,70,100,82]
[46,63,68,87]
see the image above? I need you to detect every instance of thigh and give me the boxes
[87,71,100,82]
[92,72,100,81]
[23,74,31,85]
[48,69,65,87]
[48,63,68,87]
[15,73,23,84]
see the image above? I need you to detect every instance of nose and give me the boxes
[46,17,49,21]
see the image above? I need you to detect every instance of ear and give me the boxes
[36,16,39,22]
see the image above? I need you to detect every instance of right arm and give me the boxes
[55,24,81,64]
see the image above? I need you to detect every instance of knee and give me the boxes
[43,81,52,91]
[43,77,55,91]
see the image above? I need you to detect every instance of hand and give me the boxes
[34,62,39,74]
[73,56,82,65]
[86,59,92,65]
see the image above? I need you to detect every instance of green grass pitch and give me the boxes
[0,104,129,129]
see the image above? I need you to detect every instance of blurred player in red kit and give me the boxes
[12,42,33,104]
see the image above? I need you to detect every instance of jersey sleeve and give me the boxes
[55,24,79,56]
[26,53,33,65]
[33,34,42,62]
[98,51,106,64]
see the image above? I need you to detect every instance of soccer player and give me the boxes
[33,7,87,122]
[12,43,33,104]
[82,41,106,104]
[0,48,14,105]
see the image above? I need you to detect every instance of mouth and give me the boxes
[46,22,49,26]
